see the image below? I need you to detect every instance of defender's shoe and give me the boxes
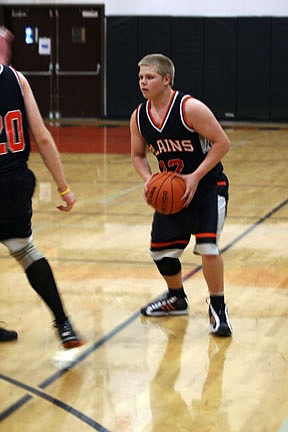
[54,319,84,349]
[141,294,189,317]
[0,323,18,342]
[209,304,232,337]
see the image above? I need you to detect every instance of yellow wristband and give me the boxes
[59,185,70,196]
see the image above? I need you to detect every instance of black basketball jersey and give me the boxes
[136,90,224,184]
[0,64,31,173]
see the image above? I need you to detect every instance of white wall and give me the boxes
[1,0,288,16]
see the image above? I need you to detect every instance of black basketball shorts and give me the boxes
[150,178,228,259]
[0,168,36,241]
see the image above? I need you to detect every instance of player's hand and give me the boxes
[181,173,199,207]
[143,175,153,203]
[57,190,76,212]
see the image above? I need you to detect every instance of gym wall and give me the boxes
[107,16,288,122]
[1,2,287,122]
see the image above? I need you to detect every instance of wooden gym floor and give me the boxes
[0,121,288,432]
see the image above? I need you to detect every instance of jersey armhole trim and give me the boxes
[9,66,24,97]
[136,103,143,136]
[181,95,195,132]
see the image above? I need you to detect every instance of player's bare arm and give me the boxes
[19,72,76,211]
[181,98,231,206]
[130,109,152,181]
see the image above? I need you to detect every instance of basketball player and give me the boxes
[130,53,232,336]
[0,26,83,347]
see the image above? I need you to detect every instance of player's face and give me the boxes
[139,65,168,99]
[0,29,13,65]
[0,39,11,64]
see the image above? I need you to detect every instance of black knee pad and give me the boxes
[154,257,181,276]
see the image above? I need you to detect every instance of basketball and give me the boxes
[146,171,186,215]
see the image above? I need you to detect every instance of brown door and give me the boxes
[3,6,54,118]
[2,5,104,119]
[55,6,104,118]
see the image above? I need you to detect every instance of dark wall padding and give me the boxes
[270,18,288,121]
[138,17,171,58]
[171,18,204,100]
[106,16,288,121]
[106,17,140,118]
[237,18,270,120]
[204,18,237,119]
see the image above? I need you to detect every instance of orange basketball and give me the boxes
[146,171,186,215]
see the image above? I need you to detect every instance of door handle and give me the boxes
[55,62,100,76]
[21,70,53,76]
[21,62,53,77]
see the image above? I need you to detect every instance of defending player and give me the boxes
[0,26,83,347]
[130,53,232,336]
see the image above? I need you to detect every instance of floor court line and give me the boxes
[0,312,140,428]
[1,197,287,427]
[100,183,143,205]
[0,373,111,432]
[183,196,288,281]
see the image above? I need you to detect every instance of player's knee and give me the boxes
[194,243,219,255]
[10,242,43,270]
[154,257,181,276]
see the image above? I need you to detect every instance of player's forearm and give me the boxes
[192,140,230,181]
[131,154,152,182]
[36,135,69,192]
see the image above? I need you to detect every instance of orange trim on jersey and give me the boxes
[182,95,194,128]
[148,90,176,129]
[135,103,142,135]
[195,233,217,239]
[9,66,24,95]
[217,181,227,186]
[151,239,189,248]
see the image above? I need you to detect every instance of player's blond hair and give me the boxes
[138,53,175,87]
